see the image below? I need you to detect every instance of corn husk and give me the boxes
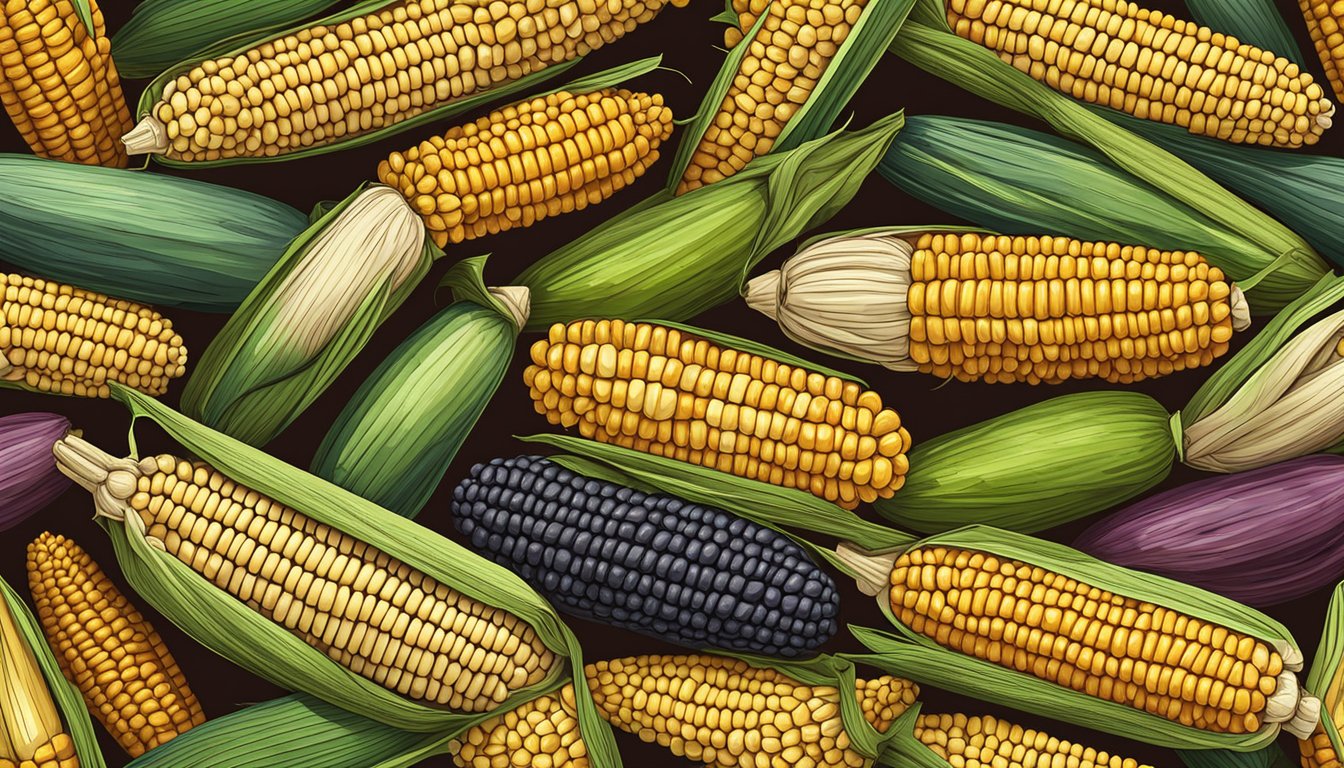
[0,577,106,768]
[312,258,526,518]
[1304,582,1344,768]
[845,525,1317,751]
[0,414,73,532]
[886,4,1331,312]
[1183,0,1306,66]
[1178,746,1299,768]
[111,0,345,79]
[515,113,903,330]
[52,386,621,768]
[0,154,307,313]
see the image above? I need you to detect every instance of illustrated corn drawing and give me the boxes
[1302,2,1344,102]
[0,592,78,768]
[26,533,204,758]
[379,88,673,246]
[1300,582,1344,768]
[451,687,588,768]
[123,0,687,162]
[0,0,133,167]
[525,319,911,509]
[745,230,1251,384]
[915,713,1151,768]
[52,435,559,711]
[1,274,187,398]
[936,0,1335,147]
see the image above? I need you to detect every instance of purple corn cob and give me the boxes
[0,412,72,530]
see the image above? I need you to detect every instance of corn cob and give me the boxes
[0,0,132,167]
[452,455,840,656]
[525,319,910,509]
[1303,726,1341,768]
[1304,2,1344,102]
[1,274,187,398]
[52,438,558,711]
[746,230,1251,384]
[26,533,204,757]
[915,713,1150,768]
[937,0,1335,147]
[0,582,78,768]
[380,88,672,247]
[451,687,587,768]
[123,0,686,162]
[586,654,918,767]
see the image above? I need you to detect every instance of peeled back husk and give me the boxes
[1182,0,1306,67]
[312,258,526,518]
[873,391,1175,533]
[0,413,73,532]
[1304,582,1344,768]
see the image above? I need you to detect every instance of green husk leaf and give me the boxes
[848,525,1301,751]
[1183,0,1305,66]
[312,258,519,518]
[0,578,106,768]
[874,391,1175,533]
[1177,744,1299,768]
[642,319,867,384]
[96,386,621,768]
[0,155,307,313]
[180,184,435,447]
[517,112,904,329]
[1305,582,1344,762]
[519,434,915,550]
[888,11,1328,311]
[547,455,656,493]
[69,0,95,39]
[124,694,450,768]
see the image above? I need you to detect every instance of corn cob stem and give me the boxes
[0,586,77,768]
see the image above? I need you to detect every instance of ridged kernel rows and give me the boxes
[452,687,588,768]
[1301,726,1342,768]
[915,713,1150,768]
[1302,0,1344,101]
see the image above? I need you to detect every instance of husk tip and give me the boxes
[743,270,782,320]
[122,117,169,155]
[488,286,531,330]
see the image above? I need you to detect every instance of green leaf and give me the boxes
[69,0,95,39]
[1178,744,1300,768]
[1184,0,1305,67]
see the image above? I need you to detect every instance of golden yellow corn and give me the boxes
[915,713,1150,768]
[379,88,673,247]
[586,654,918,768]
[108,452,556,711]
[124,0,687,162]
[889,545,1293,735]
[945,0,1334,147]
[451,687,587,768]
[524,319,912,509]
[1303,1,1344,102]
[0,273,187,398]
[0,583,77,768]
[1302,726,1341,768]
[905,233,1245,384]
[0,0,132,167]
[680,0,865,192]
[26,533,205,757]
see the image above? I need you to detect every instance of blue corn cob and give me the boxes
[451,456,839,657]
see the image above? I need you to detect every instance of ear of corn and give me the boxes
[846,525,1317,751]
[26,533,204,757]
[451,687,588,768]
[525,318,912,510]
[515,112,903,329]
[0,577,105,768]
[746,227,1250,384]
[0,0,132,167]
[1302,1,1344,102]
[0,413,73,532]
[915,712,1153,768]
[53,387,622,768]
[0,273,188,399]
[1183,0,1306,68]
[124,0,686,165]
[1301,582,1344,768]
[110,0,345,80]
[312,258,525,518]
[0,155,308,313]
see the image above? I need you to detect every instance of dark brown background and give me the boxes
[1,0,1340,765]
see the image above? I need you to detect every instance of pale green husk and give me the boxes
[874,391,1175,533]
[515,113,904,329]
[312,257,521,518]
[82,386,621,768]
[0,578,106,768]
[112,0,344,79]
[1183,0,1305,66]
[849,525,1306,751]
[124,693,450,768]
[1305,582,1344,765]
[0,154,306,312]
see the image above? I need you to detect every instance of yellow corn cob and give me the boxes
[905,233,1245,384]
[379,88,673,247]
[524,319,912,509]
[945,0,1334,147]
[0,274,187,398]
[0,0,132,167]
[124,0,687,162]
[915,713,1149,768]
[0,584,77,768]
[679,0,866,193]
[1303,1,1344,102]
[585,654,919,768]
[1302,726,1341,768]
[451,687,588,768]
[26,533,205,757]
[100,451,556,711]
[888,545,1293,735]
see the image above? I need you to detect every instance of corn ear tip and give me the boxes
[123,117,168,155]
